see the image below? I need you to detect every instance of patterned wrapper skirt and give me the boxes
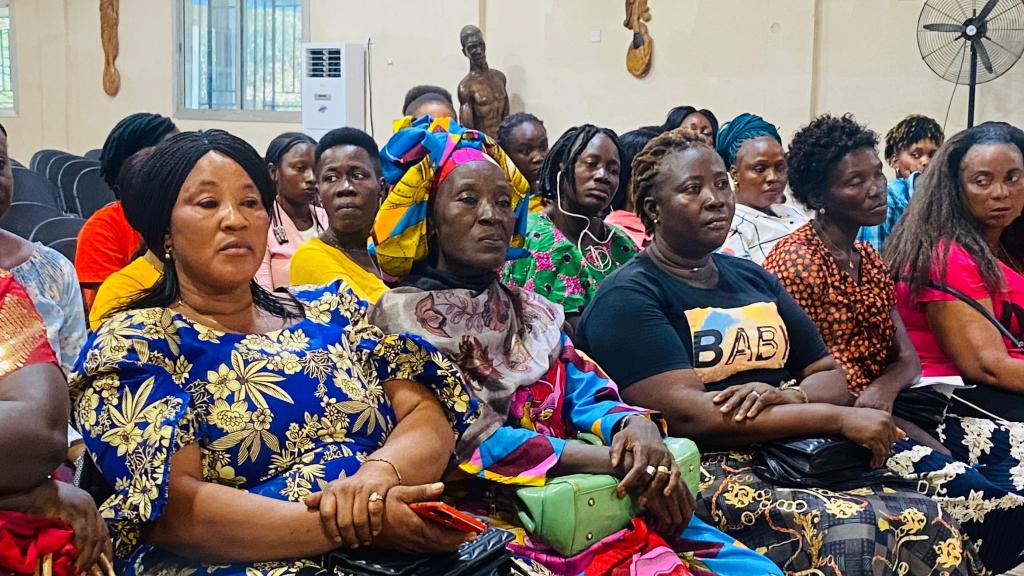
[696,451,985,576]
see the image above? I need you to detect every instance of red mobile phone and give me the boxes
[408,502,487,534]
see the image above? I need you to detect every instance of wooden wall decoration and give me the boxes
[624,0,653,79]
[101,0,120,96]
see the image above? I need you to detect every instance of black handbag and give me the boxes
[753,436,897,491]
[321,527,517,576]
[922,281,1024,422]
[892,387,951,435]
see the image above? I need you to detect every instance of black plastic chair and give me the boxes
[46,154,81,188]
[29,216,85,245]
[73,167,116,218]
[47,237,77,261]
[0,202,63,239]
[84,149,102,161]
[29,149,66,173]
[12,167,62,210]
[57,159,99,214]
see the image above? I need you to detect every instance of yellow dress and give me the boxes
[289,237,388,303]
[88,255,161,329]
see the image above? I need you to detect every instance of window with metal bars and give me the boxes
[0,2,16,112]
[179,0,304,117]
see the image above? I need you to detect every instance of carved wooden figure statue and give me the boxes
[457,25,509,138]
[624,0,653,78]
[101,0,120,96]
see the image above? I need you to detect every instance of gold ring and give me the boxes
[750,391,761,398]
[645,465,657,476]
[656,465,671,475]
[368,491,384,503]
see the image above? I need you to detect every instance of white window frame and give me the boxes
[0,0,18,118]
[174,0,309,122]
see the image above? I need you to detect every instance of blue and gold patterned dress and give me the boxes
[69,281,476,576]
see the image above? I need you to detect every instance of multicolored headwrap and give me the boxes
[715,113,782,168]
[372,115,531,278]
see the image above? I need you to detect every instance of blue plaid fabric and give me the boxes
[857,172,918,252]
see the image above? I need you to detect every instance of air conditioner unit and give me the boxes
[302,43,365,139]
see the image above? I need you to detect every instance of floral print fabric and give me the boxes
[69,281,476,576]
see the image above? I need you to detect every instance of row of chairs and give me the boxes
[0,201,82,261]
[23,148,112,219]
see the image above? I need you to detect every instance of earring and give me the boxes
[164,246,173,261]
[817,208,826,217]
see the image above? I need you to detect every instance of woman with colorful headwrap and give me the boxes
[370,117,782,576]
[716,113,808,264]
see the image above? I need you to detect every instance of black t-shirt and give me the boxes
[576,252,830,392]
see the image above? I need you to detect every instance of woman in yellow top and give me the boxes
[290,127,388,303]
[88,148,161,329]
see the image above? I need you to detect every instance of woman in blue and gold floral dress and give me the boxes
[69,130,479,576]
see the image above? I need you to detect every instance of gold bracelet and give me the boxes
[780,379,809,403]
[365,457,403,485]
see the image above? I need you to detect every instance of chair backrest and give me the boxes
[0,202,63,239]
[29,216,85,245]
[84,149,102,161]
[11,167,62,210]
[57,159,100,214]
[46,154,81,188]
[73,167,116,218]
[47,237,77,262]
[29,149,66,173]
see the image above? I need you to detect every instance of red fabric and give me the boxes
[75,201,143,285]
[586,519,693,576]
[0,270,58,377]
[0,511,76,576]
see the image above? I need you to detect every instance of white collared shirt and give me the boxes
[719,203,809,265]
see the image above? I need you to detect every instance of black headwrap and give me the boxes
[135,130,277,253]
[99,113,177,191]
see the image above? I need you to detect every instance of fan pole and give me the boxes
[968,40,977,128]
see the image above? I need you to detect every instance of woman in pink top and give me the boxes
[256,132,327,289]
[887,122,1024,505]
[604,126,663,249]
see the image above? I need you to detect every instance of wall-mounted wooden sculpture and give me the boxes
[624,0,653,78]
[101,0,120,96]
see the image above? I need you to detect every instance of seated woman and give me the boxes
[70,130,479,576]
[255,132,327,290]
[662,106,718,146]
[290,127,388,303]
[764,114,1024,573]
[89,147,160,329]
[497,112,549,213]
[402,85,457,120]
[369,116,781,576]
[503,124,638,330]
[0,270,112,576]
[77,113,177,304]
[605,126,664,249]
[716,113,807,264]
[859,115,944,251]
[576,128,982,575]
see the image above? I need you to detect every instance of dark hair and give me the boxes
[611,126,664,211]
[0,122,7,137]
[265,132,316,167]
[112,130,303,320]
[314,127,381,176]
[538,124,622,202]
[402,85,453,114]
[99,113,177,190]
[662,106,719,142]
[885,115,945,160]
[886,121,1024,297]
[631,128,714,233]
[496,112,544,150]
[786,113,878,210]
[117,147,156,235]
[404,94,457,119]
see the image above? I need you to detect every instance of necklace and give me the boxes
[813,221,857,272]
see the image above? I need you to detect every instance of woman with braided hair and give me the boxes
[503,124,638,330]
[577,128,982,575]
[255,132,327,290]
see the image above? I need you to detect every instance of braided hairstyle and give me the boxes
[537,124,623,204]
[885,115,945,161]
[265,132,320,234]
[786,114,878,211]
[99,113,177,192]
[631,128,712,234]
[113,130,304,320]
[496,112,544,149]
[886,121,1024,297]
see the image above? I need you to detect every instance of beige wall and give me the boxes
[6,0,1024,165]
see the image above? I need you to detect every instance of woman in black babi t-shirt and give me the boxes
[576,128,982,576]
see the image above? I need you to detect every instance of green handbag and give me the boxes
[514,437,700,557]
